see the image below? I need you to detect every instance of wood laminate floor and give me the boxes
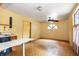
[9,45,23,56]
[25,39,76,56]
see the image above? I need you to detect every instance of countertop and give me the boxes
[0,34,17,37]
[0,38,33,51]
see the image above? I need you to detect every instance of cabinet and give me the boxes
[0,36,12,56]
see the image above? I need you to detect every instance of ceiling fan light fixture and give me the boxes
[48,17,54,22]
[48,17,59,22]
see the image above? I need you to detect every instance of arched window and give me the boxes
[48,22,58,30]
[74,9,79,25]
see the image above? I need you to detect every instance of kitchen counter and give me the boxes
[0,38,33,51]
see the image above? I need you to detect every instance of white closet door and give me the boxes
[73,26,77,53]
[76,25,79,54]
[73,27,77,43]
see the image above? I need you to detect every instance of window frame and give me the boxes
[74,9,79,26]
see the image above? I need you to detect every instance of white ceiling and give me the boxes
[1,3,75,22]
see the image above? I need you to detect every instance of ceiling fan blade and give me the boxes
[48,19,59,22]
[48,17,59,22]
[52,20,59,22]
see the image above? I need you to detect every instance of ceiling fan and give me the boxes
[48,17,59,22]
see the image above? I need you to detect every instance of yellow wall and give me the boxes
[0,7,40,39]
[30,20,40,39]
[40,20,69,41]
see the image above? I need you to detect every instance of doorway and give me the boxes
[22,21,31,38]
